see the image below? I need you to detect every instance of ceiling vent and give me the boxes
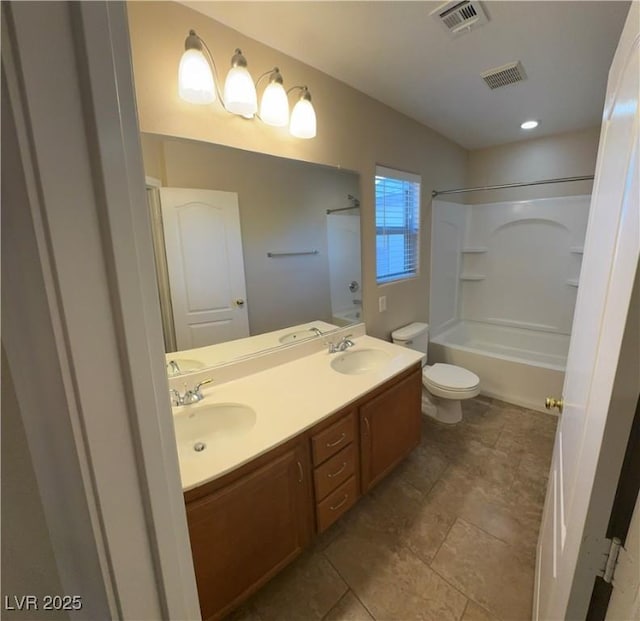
[431,1,489,37]
[481,61,527,90]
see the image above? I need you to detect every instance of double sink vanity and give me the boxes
[168,324,424,620]
[141,134,420,619]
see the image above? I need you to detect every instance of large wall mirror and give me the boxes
[141,134,363,373]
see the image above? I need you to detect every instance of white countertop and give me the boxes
[173,334,424,492]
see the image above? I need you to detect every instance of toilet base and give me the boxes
[421,391,462,425]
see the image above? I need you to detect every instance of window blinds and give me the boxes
[375,166,421,283]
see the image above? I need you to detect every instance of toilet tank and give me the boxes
[391,322,429,358]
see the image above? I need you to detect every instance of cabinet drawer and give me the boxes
[316,475,358,533]
[313,443,355,501]
[311,411,355,465]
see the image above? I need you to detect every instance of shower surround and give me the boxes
[430,195,590,411]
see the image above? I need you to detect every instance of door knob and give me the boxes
[545,396,564,413]
[235,299,245,307]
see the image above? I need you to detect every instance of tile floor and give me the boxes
[229,396,557,621]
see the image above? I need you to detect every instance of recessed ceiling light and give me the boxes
[520,120,539,130]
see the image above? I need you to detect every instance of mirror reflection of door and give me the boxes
[157,187,249,351]
[141,134,363,363]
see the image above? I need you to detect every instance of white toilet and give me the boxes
[391,322,480,424]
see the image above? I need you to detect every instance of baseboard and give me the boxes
[480,389,558,417]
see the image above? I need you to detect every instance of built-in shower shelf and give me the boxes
[460,274,486,281]
[570,247,584,254]
[566,279,580,287]
[461,247,488,254]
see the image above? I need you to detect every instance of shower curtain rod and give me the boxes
[326,205,360,214]
[431,175,594,198]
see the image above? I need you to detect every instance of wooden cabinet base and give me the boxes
[316,475,358,533]
[186,439,312,620]
[360,368,422,493]
[185,363,421,620]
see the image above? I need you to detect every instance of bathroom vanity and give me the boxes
[174,333,423,620]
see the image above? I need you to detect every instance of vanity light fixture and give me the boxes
[178,30,216,104]
[289,87,317,139]
[223,48,258,118]
[259,68,289,127]
[178,29,317,138]
[520,120,539,130]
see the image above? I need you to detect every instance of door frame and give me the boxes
[588,393,640,619]
[3,2,200,619]
[146,177,178,353]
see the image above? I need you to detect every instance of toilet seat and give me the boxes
[422,363,480,400]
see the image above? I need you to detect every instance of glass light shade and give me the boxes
[260,81,289,127]
[178,48,215,104]
[289,96,317,139]
[224,66,257,117]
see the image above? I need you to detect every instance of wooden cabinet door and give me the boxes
[186,441,313,620]
[360,368,422,493]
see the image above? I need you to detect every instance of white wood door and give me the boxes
[160,188,249,350]
[534,5,639,620]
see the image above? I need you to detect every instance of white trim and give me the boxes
[145,175,162,188]
[375,164,422,185]
[3,3,200,619]
[75,4,200,618]
[376,272,420,286]
[375,166,422,285]
[2,8,115,617]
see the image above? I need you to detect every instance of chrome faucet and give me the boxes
[308,326,323,337]
[167,359,181,376]
[328,335,355,353]
[170,378,214,406]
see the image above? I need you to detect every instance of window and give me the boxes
[375,166,421,284]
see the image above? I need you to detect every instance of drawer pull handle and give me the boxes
[297,461,303,484]
[327,462,347,479]
[330,494,349,511]
[363,416,370,436]
[326,433,346,448]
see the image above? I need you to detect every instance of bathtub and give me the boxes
[429,320,568,413]
[332,307,362,327]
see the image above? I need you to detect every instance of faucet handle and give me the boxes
[341,335,355,350]
[328,334,355,353]
[169,388,182,406]
[170,379,214,407]
[195,378,214,393]
[192,378,214,401]
[167,360,181,376]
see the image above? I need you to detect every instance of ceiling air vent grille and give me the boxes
[431,1,489,37]
[481,61,527,90]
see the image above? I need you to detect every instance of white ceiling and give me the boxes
[181,1,630,150]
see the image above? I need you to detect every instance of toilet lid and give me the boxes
[423,363,480,391]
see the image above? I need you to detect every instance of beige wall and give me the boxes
[1,347,67,620]
[127,1,468,339]
[466,127,601,204]
[141,133,360,336]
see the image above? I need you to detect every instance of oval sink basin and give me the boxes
[166,358,205,376]
[330,348,392,375]
[279,329,317,344]
[174,403,257,457]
